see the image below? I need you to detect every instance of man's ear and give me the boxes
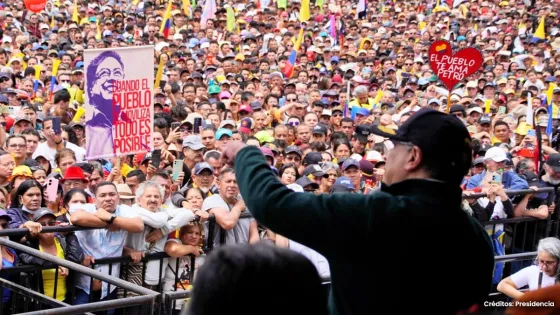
[403,145,423,172]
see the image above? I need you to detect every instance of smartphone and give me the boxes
[193,118,202,135]
[151,149,161,168]
[490,172,502,185]
[527,129,536,137]
[171,122,180,130]
[52,117,62,135]
[45,178,59,203]
[498,106,506,114]
[172,159,183,181]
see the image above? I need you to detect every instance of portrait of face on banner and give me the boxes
[84,47,154,159]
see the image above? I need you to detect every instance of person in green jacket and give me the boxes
[222,108,494,315]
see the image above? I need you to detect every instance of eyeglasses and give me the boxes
[8,144,26,148]
[404,63,413,66]
[538,259,557,267]
[39,221,57,227]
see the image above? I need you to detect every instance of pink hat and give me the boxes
[332,74,342,83]
[239,105,253,113]
[219,91,232,99]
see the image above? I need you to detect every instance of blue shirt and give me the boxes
[69,203,139,299]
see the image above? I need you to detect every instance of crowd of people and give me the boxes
[0,0,558,313]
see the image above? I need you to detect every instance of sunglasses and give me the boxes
[288,121,300,126]
[0,222,8,229]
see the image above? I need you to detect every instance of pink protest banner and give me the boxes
[84,46,154,159]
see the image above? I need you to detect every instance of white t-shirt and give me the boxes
[511,265,557,291]
[162,239,205,310]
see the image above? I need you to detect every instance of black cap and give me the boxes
[33,208,56,222]
[546,154,560,172]
[284,145,302,157]
[303,152,323,165]
[354,125,372,144]
[370,108,472,184]
[312,124,327,135]
[302,164,325,177]
[449,104,466,115]
[295,177,319,190]
[478,115,492,125]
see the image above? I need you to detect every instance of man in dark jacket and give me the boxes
[222,108,494,315]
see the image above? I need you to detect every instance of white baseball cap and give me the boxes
[484,147,507,162]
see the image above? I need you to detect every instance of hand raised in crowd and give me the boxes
[166,126,182,145]
[549,203,556,215]
[146,163,157,179]
[221,141,248,167]
[172,172,185,191]
[161,149,175,164]
[164,84,172,95]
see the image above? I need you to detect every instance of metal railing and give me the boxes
[0,192,554,314]
[0,229,160,315]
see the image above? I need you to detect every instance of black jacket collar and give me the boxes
[380,178,463,205]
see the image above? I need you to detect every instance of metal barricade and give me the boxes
[0,227,160,315]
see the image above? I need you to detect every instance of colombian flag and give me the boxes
[531,16,546,43]
[283,28,304,78]
[160,1,172,39]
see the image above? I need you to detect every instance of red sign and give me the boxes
[24,0,47,12]
[428,40,483,91]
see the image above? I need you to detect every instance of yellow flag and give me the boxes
[73,106,86,122]
[374,90,384,104]
[183,0,192,17]
[160,0,173,34]
[132,0,140,5]
[52,59,61,76]
[96,20,102,40]
[33,65,42,80]
[299,0,310,22]
[484,99,492,114]
[547,83,557,106]
[226,7,235,32]
[154,57,165,90]
[72,0,79,23]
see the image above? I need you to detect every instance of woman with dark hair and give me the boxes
[279,163,299,185]
[57,189,89,223]
[7,180,47,242]
[62,125,80,147]
[19,207,84,302]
